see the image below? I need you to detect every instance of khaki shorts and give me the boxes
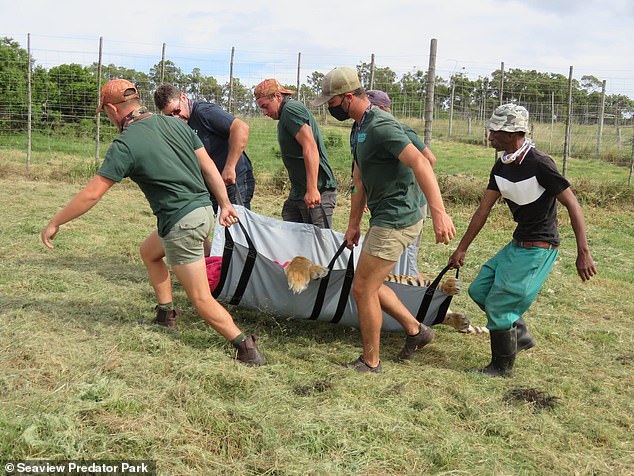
[362,220,423,262]
[160,206,213,265]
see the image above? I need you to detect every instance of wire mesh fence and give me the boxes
[1,34,633,182]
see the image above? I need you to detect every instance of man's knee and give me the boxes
[468,281,487,309]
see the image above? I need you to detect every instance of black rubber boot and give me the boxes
[473,327,517,377]
[515,317,536,352]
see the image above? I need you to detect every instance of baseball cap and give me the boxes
[254,79,295,99]
[487,103,529,133]
[96,79,140,113]
[366,90,391,108]
[311,67,361,106]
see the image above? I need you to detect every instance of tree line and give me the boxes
[1,36,633,132]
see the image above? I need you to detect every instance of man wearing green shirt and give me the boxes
[255,79,338,228]
[366,89,437,277]
[40,79,266,366]
[313,68,456,373]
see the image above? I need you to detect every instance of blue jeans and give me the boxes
[468,241,558,331]
[210,167,255,212]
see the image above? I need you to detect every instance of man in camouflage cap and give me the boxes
[487,103,530,133]
[448,103,597,377]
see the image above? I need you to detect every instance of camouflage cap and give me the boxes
[254,79,295,100]
[96,79,139,113]
[311,67,361,106]
[487,103,529,132]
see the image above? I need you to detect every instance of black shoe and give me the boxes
[472,327,517,377]
[234,335,266,366]
[153,306,177,329]
[396,323,434,360]
[340,355,382,373]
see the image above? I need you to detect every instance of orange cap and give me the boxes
[96,79,140,113]
[254,79,295,99]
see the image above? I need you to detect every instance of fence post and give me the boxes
[563,66,574,177]
[95,36,103,164]
[228,47,235,114]
[26,33,32,171]
[160,43,166,84]
[499,61,504,104]
[596,79,606,161]
[423,39,436,145]
[296,52,301,101]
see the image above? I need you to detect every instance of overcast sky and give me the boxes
[2,0,633,97]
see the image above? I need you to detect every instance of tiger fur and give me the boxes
[384,274,489,335]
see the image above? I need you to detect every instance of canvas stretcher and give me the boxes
[209,206,457,332]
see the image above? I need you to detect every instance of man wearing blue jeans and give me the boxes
[154,84,255,211]
[449,103,596,377]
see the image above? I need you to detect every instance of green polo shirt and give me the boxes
[98,114,210,237]
[277,99,338,200]
[355,108,422,228]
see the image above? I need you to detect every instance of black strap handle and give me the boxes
[211,220,257,305]
[415,264,460,325]
[309,240,350,320]
[306,203,331,229]
[228,221,257,305]
[330,248,355,324]
[212,226,234,299]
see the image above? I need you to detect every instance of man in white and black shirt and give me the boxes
[449,103,597,377]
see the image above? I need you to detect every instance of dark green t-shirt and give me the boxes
[277,99,338,200]
[355,108,422,228]
[97,114,211,237]
[401,123,428,208]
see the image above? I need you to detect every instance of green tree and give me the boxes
[306,71,325,96]
[0,37,29,129]
[224,77,253,115]
[357,62,397,91]
[46,63,97,124]
[149,60,186,90]
[188,67,222,103]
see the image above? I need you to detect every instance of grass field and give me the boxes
[1,130,634,475]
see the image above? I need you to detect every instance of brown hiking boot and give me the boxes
[234,335,266,366]
[340,355,382,373]
[396,323,434,360]
[153,306,177,329]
